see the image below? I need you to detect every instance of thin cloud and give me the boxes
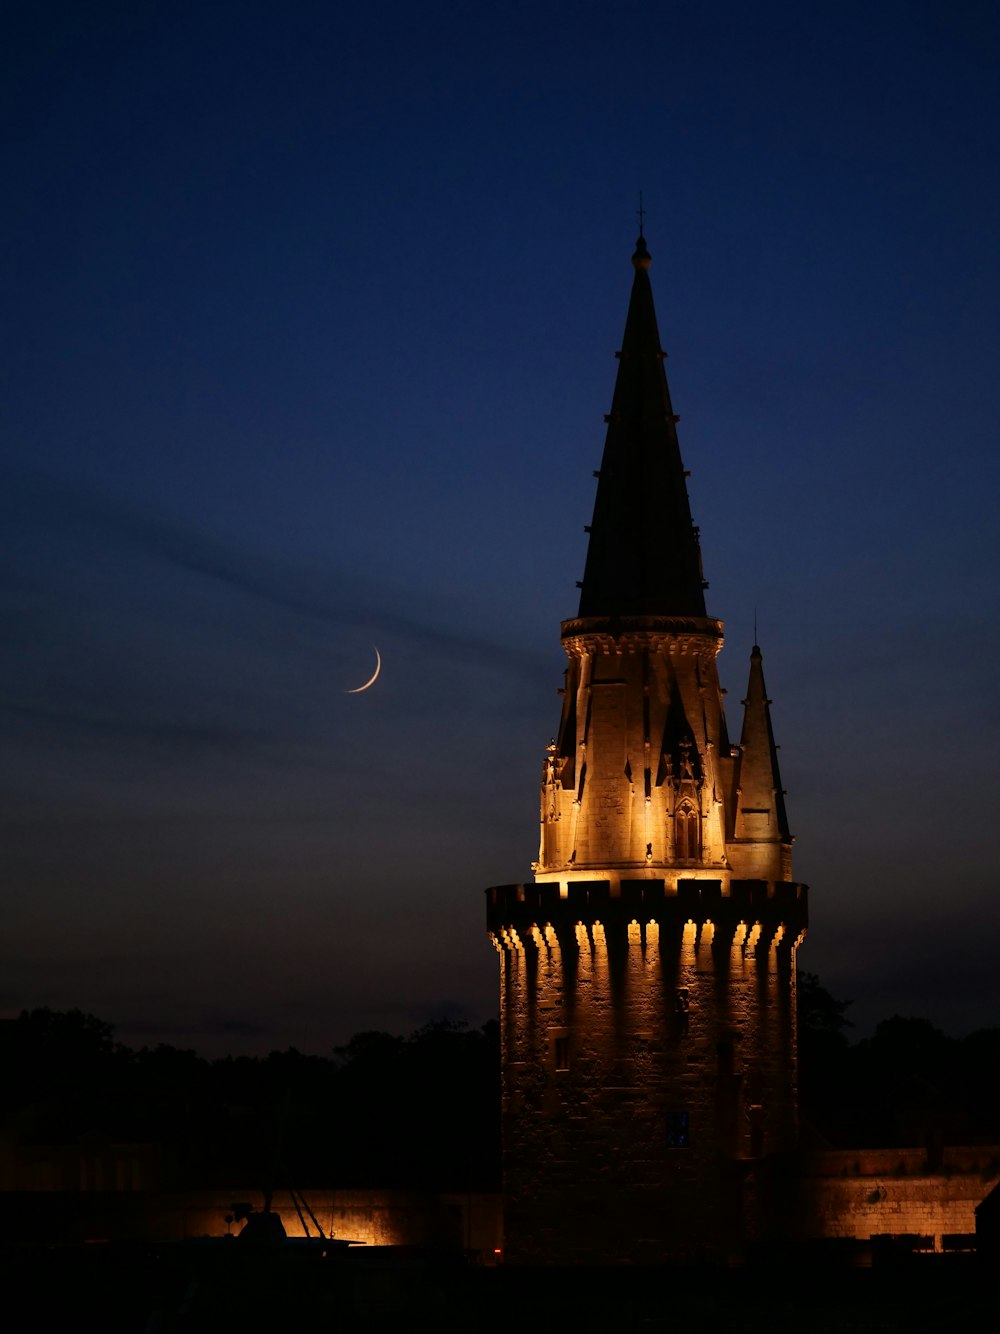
[2,463,547,679]
[3,701,271,752]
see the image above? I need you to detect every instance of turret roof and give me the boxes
[735,643,791,842]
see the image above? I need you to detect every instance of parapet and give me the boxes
[486,877,807,938]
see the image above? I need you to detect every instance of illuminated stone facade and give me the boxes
[488,236,807,1264]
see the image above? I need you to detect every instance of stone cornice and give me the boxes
[560,613,724,659]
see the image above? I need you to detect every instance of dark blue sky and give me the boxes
[3,1,999,1053]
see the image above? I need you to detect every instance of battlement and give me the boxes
[486,876,807,938]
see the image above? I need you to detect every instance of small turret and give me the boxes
[729,643,793,880]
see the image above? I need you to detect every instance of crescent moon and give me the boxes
[345,645,381,694]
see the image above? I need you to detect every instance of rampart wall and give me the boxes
[797,1148,1000,1252]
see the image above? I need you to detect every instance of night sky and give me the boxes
[4,2,999,1055]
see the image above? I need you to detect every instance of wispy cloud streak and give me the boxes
[2,465,548,679]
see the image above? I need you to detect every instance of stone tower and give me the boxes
[487,235,808,1265]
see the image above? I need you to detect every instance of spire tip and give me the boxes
[632,192,651,269]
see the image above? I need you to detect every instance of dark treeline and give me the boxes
[797,973,1000,1149]
[3,979,999,1197]
[0,1010,500,1192]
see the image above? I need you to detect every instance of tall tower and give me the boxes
[487,235,807,1265]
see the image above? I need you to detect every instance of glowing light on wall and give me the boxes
[732,920,749,970]
[681,919,697,969]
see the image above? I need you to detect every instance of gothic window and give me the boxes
[674,802,701,860]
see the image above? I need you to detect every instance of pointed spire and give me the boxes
[577,236,707,619]
[734,643,791,845]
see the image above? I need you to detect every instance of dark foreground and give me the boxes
[1,1242,994,1332]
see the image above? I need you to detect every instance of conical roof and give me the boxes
[577,236,707,618]
[735,644,791,841]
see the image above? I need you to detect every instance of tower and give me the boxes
[487,235,807,1265]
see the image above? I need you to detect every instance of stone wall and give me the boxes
[798,1147,1000,1251]
[492,881,803,1264]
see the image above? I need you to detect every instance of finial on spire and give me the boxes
[632,201,651,271]
[632,194,651,269]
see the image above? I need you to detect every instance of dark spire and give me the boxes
[577,236,707,619]
[734,643,791,842]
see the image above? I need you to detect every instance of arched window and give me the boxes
[674,803,701,860]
